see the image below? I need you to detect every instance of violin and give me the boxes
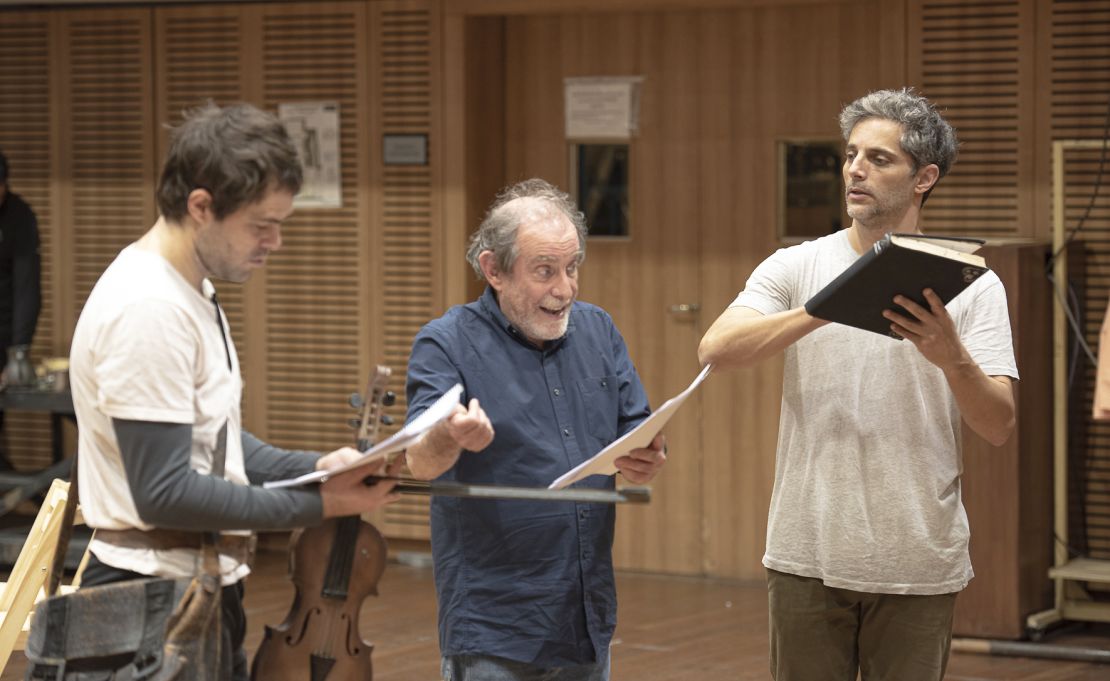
[250,366,395,681]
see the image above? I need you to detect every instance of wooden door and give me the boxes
[503,12,706,575]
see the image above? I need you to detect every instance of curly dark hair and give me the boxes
[156,102,302,222]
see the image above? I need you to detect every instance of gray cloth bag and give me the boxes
[22,423,230,680]
[22,570,222,681]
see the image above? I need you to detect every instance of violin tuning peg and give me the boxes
[383,391,397,407]
[380,415,395,426]
[349,393,363,409]
[348,418,362,429]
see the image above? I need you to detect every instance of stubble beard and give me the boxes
[196,240,251,284]
[847,188,914,231]
[502,292,571,344]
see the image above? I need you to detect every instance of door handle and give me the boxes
[668,303,701,315]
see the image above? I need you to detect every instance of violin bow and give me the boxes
[351,367,650,506]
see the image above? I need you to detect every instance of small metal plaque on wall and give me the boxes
[383,134,428,165]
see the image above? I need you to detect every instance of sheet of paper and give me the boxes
[548,365,712,490]
[263,383,464,489]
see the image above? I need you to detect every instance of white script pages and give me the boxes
[548,365,712,490]
[264,383,464,489]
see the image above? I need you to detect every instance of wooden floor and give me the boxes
[3,548,1109,680]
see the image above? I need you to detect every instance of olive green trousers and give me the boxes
[767,568,958,681]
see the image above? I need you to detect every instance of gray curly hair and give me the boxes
[839,88,958,205]
[466,178,587,278]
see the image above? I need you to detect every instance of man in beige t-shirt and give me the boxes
[700,89,1018,681]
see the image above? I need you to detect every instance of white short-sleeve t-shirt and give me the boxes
[733,229,1019,595]
[70,244,251,584]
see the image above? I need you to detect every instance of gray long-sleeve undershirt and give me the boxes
[111,418,324,531]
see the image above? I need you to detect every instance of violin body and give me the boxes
[250,516,388,681]
[251,366,394,680]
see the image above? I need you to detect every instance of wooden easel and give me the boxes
[1027,139,1110,635]
[0,479,88,671]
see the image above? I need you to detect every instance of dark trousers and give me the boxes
[767,568,957,681]
[82,552,249,681]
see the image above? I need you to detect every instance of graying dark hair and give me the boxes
[839,88,958,204]
[466,178,588,278]
[156,102,303,222]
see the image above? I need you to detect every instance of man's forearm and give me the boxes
[242,430,320,484]
[944,363,1015,446]
[699,306,825,371]
[114,419,323,530]
[405,421,462,480]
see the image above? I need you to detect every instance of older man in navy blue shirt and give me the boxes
[406,178,667,681]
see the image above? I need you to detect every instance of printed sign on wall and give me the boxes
[279,102,342,208]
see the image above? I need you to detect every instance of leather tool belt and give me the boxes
[96,528,256,566]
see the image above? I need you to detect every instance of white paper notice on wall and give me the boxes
[279,101,343,208]
[564,76,644,140]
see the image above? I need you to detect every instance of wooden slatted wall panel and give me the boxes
[259,2,372,452]
[909,0,1036,238]
[0,13,55,469]
[63,9,156,319]
[155,7,249,381]
[370,0,441,539]
[1048,0,1110,560]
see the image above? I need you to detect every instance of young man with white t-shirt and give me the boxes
[68,103,402,680]
[699,89,1018,681]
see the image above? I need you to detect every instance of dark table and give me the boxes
[0,387,84,567]
[0,387,75,464]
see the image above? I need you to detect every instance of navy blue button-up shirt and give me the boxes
[406,287,651,667]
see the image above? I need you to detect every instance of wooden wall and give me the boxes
[0,0,1102,608]
[908,0,1039,239]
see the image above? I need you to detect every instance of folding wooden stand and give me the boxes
[0,479,87,672]
[1026,139,1110,636]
